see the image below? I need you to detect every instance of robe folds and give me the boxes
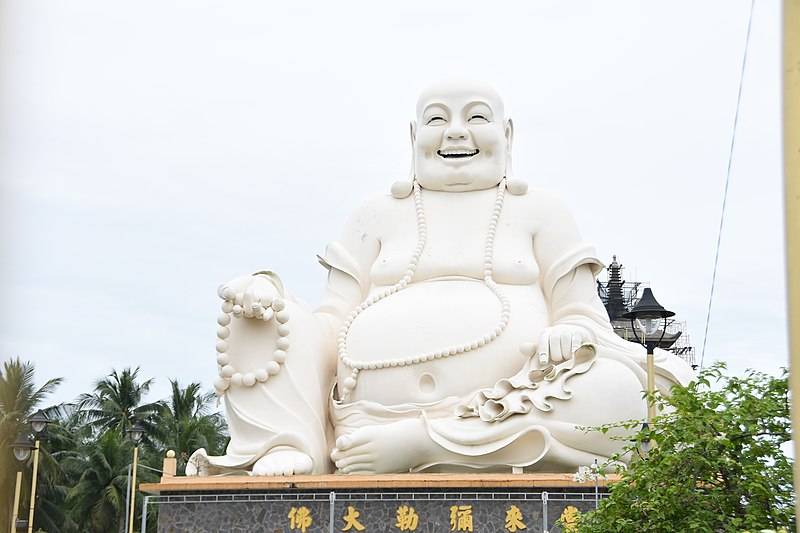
[189,188,693,474]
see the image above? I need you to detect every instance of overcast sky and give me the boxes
[0,0,786,406]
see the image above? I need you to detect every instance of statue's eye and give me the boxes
[426,116,446,125]
[468,114,489,123]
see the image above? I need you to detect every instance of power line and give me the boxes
[700,0,756,368]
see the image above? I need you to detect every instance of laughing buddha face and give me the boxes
[412,81,513,192]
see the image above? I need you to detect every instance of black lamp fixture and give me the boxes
[28,410,50,435]
[621,287,675,353]
[126,420,146,444]
[11,432,35,463]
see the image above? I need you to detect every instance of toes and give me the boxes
[295,454,313,474]
[336,430,372,451]
[342,442,372,458]
[252,459,277,476]
[253,450,313,476]
[332,445,372,464]
[340,464,374,475]
[331,448,344,462]
[334,454,372,470]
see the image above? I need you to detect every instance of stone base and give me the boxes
[141,474,614,533]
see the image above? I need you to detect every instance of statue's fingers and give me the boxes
[242,288,256,317]
[537,332,551,366]
[256,287,274,308]
[559,334,572,362]
[570,333,582,355]
[247,293,265,318]
[549,332,565,363]
[252,287,274,313]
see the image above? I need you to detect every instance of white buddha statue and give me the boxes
[187,81,692,477]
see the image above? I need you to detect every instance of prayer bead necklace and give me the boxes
[212,290,291,395]
[336,179,511,400]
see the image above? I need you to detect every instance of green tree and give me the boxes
[37,407,96,533]
[64,430,131,533]
[74,367,163,440]
[577,364,794,532]
[156,380,227,473]
[0,358,63,532]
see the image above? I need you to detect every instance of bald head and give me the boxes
[411,80,512,192]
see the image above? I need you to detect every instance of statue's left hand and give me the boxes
[535,324,592,365]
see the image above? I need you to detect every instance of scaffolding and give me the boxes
[597,256,697,368]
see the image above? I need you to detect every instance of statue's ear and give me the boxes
[390,120,417,197]
[504,118,527,195]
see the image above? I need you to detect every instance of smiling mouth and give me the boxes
[437,149,479,159]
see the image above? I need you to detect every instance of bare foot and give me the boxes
[330,418,433,474]
[252,448,313,476]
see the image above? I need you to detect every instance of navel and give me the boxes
[418,372,436,394]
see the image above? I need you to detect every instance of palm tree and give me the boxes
[74,367,162,441]
[0,358,62,532]
[35,406,91,533]
[64,430,132,533]
[157,380,227,473]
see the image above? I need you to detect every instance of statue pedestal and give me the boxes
[140,473,619,532]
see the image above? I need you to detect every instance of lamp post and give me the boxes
[622,288,674,424]
[126,421,145,533]
[12,410,50,533]
[10,433,34,533]
[591,459,600,509]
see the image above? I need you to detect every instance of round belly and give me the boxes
[339,279,550,405]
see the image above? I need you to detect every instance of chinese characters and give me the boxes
[342,505,365,532]
[504,505,526,532]
[395,505,419,531]
[288,506,313,533]
[450,505,473,532]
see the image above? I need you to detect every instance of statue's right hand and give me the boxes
[218,274,282,319]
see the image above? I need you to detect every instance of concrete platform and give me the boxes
[138,473,617,532]
[140,472,620,493]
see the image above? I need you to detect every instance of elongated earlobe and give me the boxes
[506,179,528,195]
[503,119,526,195]
[390,121,417,199]
[391,180,414,199]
